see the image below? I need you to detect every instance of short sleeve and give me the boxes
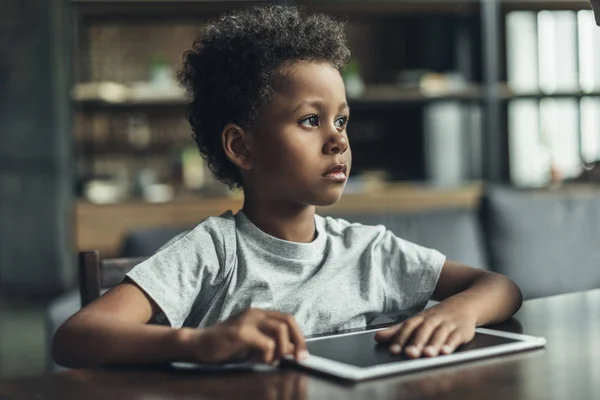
[374,229,446,316]
[126,219,229,328]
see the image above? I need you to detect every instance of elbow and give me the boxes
[501,274,523,314]
[480,270,523,316]
[513,279,524,312]
[52,324,82,368]
[52,325,73,368]
[52,322,96,369]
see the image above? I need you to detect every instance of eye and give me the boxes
[299,115,319,128]
[335,116,348,129]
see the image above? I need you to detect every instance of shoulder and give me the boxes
[155,210,237,257]
[181,210,235,239]
[196,210,237,238]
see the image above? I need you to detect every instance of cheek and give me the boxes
[255,135,312,175]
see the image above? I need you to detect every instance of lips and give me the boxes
[323,163,347,176]
[322,163,348,182]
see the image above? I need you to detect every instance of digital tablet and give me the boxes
[283,326,546,381]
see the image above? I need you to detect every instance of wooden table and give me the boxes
[1,289,599,399]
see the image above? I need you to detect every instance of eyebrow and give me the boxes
[293,100,350,114]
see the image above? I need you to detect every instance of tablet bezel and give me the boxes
[286,327,547,381]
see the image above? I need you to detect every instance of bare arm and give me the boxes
[431,261,523,326]
[52,281,195,368]
[52,280,308,368]
[375,261,522,358]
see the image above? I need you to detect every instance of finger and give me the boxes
[422,325,455,357]
[240,327,277,364]
[389,317,423,354]
[258,319,293,359]
[440,330,465,355]
[374,324,402,342]
[264,311,308,360]
[403,318,442,358]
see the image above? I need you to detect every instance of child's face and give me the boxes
[248,61,351,207]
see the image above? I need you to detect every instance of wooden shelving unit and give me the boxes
[70,0,597,252]
[71,0,489,191]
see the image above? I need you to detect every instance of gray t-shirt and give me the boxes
[126,210,445,335]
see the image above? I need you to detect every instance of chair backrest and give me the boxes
[78,251,147,308]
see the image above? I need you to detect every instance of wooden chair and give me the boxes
[78,251,147,308]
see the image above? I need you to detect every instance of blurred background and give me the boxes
[1,0,599,379]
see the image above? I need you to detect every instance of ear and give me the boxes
[221,123,253,170]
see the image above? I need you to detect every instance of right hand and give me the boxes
[188,308,308,365]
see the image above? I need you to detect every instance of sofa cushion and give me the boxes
[330,207,488,270]
[480,185,600,299]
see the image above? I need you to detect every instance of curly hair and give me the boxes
[178,5,351,189]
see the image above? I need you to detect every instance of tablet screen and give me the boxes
[306,331,520,368]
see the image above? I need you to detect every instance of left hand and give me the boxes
[374,302,477,358]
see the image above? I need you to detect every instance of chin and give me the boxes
[309,186,346,207]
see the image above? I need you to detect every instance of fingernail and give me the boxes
[390,344,402,354]
[298,350,310,360]
[406,346,420,356]
[442,345,452,354]
[424,346,437,356]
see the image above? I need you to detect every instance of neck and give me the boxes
[242,193,317,243]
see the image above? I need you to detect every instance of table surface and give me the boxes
[1,288,599,400]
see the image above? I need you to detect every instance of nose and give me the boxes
[323,132,349,155]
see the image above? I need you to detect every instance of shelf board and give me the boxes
[76,140,189,155]
[74,86,600,108]
[502,90,600,100]
[74,97,188,109]
[73,85,487,111]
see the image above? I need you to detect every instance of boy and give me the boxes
[53,5,522,368]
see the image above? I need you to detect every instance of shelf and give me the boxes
[76,140,189,155]
[74,97,188,109]
[72,85,488,111]
[74,85,600,109]
[501,90,600,100]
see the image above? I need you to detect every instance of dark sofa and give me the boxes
[46,185,600,371]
